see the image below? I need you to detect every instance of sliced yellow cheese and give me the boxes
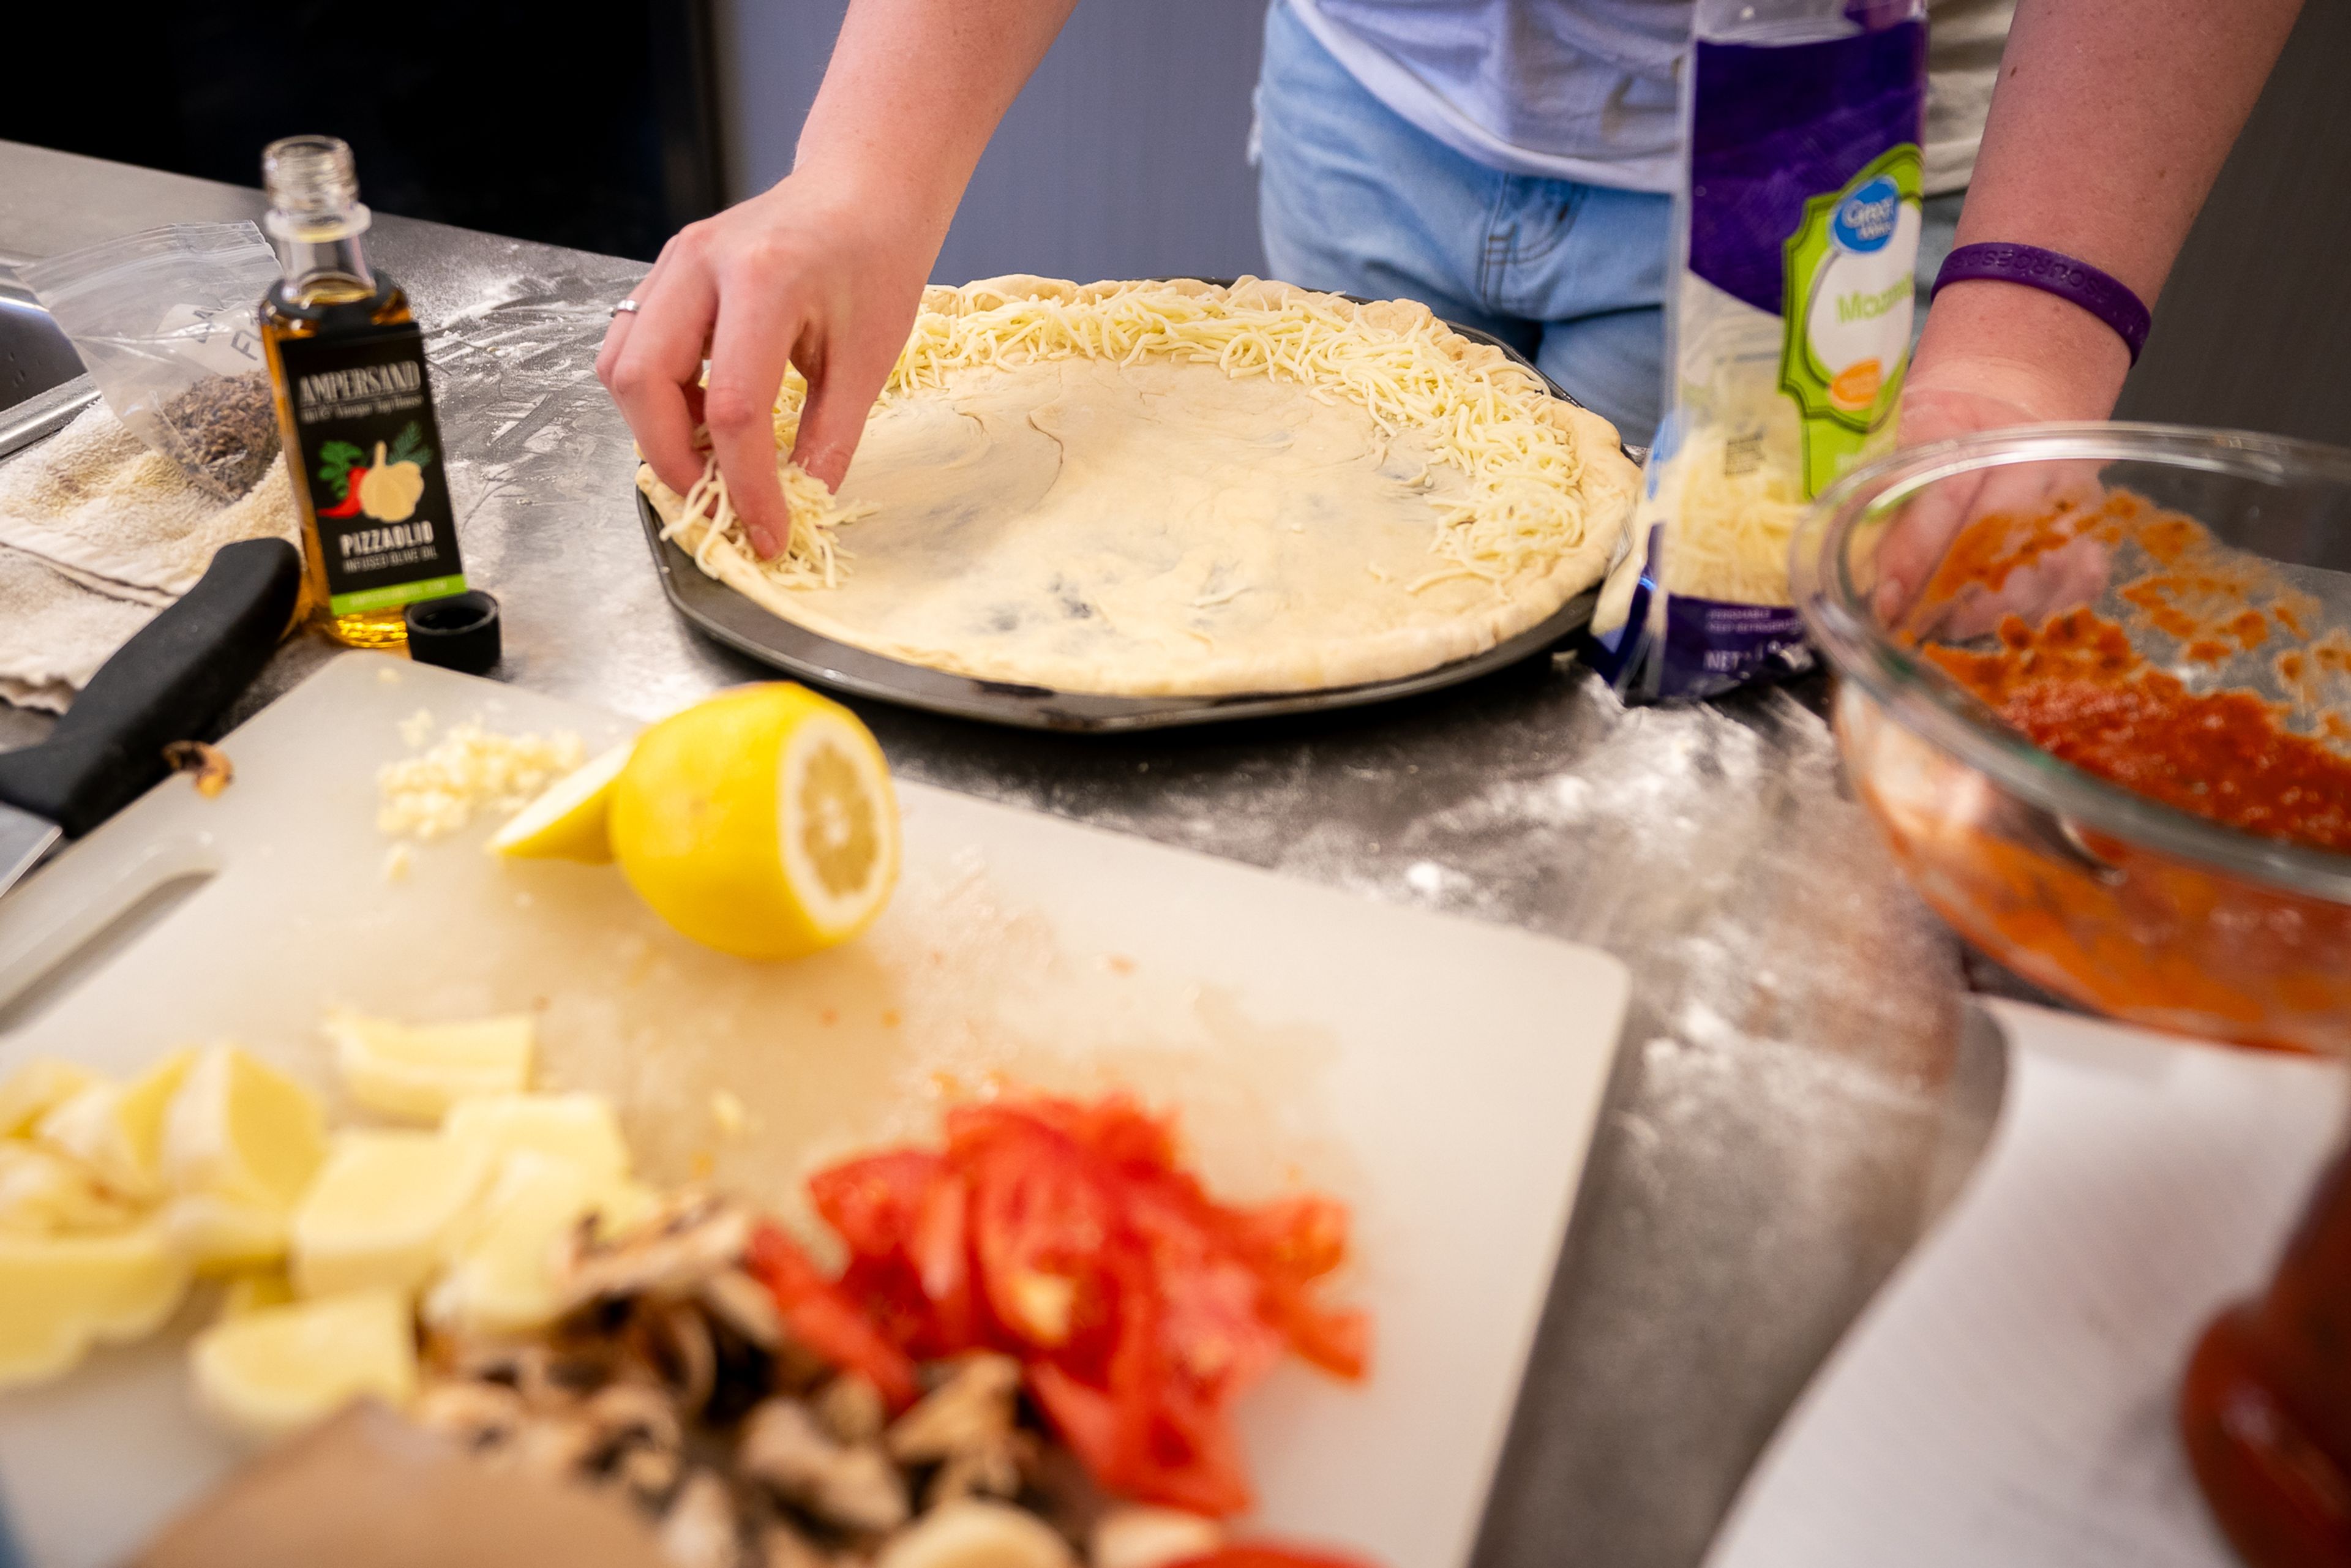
[219,1269,297,1319]
[290,1131,490,1299]
[189,1288,417,1438]
[162,1192,293,1274]
[35,1049,195,1201]
[161,1045,328,1209]
[0,1059,98,1139]
[441,1093,627,1185]
[0,1144,139,1235]
[0,1224,189,1388]
[324,1010,536,1123]
[423,1150,607,1334]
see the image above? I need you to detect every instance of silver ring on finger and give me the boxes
[610,299,642,317]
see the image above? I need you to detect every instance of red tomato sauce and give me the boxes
[1916,493,2351,855]
[1927,606,2351,853]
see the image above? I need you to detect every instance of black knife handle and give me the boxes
[0,538,301,837]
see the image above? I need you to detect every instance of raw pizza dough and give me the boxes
[638,276,1638,697]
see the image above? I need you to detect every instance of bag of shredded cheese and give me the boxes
[1589,0,1927,700]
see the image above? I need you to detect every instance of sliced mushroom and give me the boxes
[923,1440,1024,1510]
[757,1519,829,1568]
[883,1355,1020,1464]
[658,1469,744,1568]
[1088,1507,1224,1568]
[702,1267,787,1350]
[816,1374,887,1446]
[738,1398,910,1534]
[564,1192,755,1307]
[874,1500,1075,1568]
[586,1378,687,1457]
[412,1378,528,1451]
[435,1337,604,1412]
[1016,1441,1112,1547]
[628,1299,719,1416]
[508,1412,602,1479]
[619,1441,686,1510]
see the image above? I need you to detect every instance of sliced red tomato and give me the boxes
[808,1150,942,1260]
[909,1169,975,1348]
[1027,1356,1252,1518]
[808,1151,977,1357]
[1170,1548,1384,1568]
[1229,1194,1352,1286]
[801,1091,1370,1517]
[744,1221,918,1408]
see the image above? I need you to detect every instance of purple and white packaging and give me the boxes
[1589,0,1927,702]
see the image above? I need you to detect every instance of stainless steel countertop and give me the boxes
[0,139,2001,1568]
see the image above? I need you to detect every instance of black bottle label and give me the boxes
[279,323,467,614]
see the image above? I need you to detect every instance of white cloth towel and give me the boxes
[0,402,301,713]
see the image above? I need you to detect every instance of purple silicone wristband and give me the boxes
[1931,242,2151,364]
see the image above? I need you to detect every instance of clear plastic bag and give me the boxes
[1589,0,1927,701]
[21,223,285,501]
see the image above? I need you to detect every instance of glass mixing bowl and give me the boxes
[1794,424,2351,1053]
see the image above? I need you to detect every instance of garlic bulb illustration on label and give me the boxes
[358,440,426,522]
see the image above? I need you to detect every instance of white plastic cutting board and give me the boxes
[0,652,1629,1568]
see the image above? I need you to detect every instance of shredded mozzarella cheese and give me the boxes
[1649,429,1809,606]
[673,277,1603,598]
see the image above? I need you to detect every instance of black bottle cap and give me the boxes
[404,590,502,675]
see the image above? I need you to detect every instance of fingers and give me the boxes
[593,250,660,402]
[789,318,902,493]
[601,235,719,497]
[1872,456,2109,638]
[1872,468,1989,630]
[702,279,804,561]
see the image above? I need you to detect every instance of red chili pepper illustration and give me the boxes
[318,469,369,517]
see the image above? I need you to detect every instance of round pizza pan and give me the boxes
[632,315,1630,733]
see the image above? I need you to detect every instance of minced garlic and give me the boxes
[377,721,584,841]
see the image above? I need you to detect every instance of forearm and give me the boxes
[1914,0,2303,419]
[793,0,1082,246]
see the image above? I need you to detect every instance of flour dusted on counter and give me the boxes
[1591,0,1927,701]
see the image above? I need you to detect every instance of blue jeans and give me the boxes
[1254,0,1961,449]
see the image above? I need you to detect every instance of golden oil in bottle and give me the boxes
[257,135,466,649]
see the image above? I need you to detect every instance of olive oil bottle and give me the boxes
[257,135,466,648]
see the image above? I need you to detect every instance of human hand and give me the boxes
[596,170,932,558]
[1870,283,2131,634]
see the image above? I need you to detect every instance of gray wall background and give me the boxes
[714,0,1272,285]
[713,0,2348,448]
[2113,0,2351,447]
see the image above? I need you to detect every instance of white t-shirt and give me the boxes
[1287,0,2014,195]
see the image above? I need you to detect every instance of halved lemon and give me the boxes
[607,684,899,961]
[486,740,634,863]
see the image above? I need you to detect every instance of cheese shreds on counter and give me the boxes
[662,276,1608,596]
[377,721,585,841]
